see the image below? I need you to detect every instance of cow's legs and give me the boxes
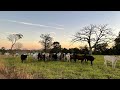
[112,60,117,68]
[81,60,84,63]
[91,61,93,66]
[104,60,107,67]
[22,60,23,63]
[74,59,76,62]
[114,60,117,68]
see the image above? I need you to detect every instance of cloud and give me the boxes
[48,23,64,27]
[3,19,64,30]
[4,32,21,35]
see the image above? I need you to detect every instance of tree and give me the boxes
[112,31,120,55]
[79,45,89,54]
[61,48,68,53]
[72,24,114,55]
[7,33,23,50]
[39,34,53,53]
[73,48,80,54]
[93,43,108,54]
[14,42,23,50]
[52,42,61,48]
[114,32,120,46]
[50,41,61,53]
[68,48,81,54]
[0,47,6,55]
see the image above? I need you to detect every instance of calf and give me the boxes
[21,54,28,63]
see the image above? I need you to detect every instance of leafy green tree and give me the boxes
[0,47,6,55]
[113,32,120,54]
[50,41,61,53]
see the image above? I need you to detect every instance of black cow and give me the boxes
[85,56,95,66]
[38,53,43,61]
[21,54,28,63]
[52,53,57,61]
[70,53,95,66]
[70,54,85,63]
[70,53,82,62]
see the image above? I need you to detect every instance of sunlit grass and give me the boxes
[0,55,120,79]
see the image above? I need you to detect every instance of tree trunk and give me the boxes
[45,42,46,53]
[11,43,15,56]
[88,40,92,56]
[89,48,92,56]
[11,44,14,50]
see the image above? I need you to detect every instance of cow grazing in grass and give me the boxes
[37,52,49,61]
[41,53,46,61]
[65,53,71,62]
[21,54,28,63]
[45,53,50,61]
[4,52,10,56]
[61,53,66,61]
[76,55,85,63]
[85,56,95,66]
[38,53,42,61]
[70,54,85,63]
[104,55,120,68]
[14,53,19,57]
[70,53,95,66]
[33,53,38,60]
[52,53,57,61]
[57,52,61,60]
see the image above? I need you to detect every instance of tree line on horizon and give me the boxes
[0,24,120,55]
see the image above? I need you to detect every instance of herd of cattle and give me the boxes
[3,52,120,68]
[21,52,95,65]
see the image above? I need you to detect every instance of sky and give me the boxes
[0,11,120,50]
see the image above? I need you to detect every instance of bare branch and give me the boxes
[39,34,53,52]
[72,24,114,55]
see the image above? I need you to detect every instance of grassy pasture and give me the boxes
[0,55,120,79]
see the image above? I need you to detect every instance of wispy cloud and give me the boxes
[4,32,21,35]
[48,23,64,27]
[2,19,64,30]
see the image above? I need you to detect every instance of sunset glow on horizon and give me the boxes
[0,11,120,50]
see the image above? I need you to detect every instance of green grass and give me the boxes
[0,55,120,79]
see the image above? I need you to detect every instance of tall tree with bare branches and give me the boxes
[39,34,53,52]
[7,33,23,50]
[72,24,114,55]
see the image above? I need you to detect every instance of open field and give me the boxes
[0,55,120,79]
